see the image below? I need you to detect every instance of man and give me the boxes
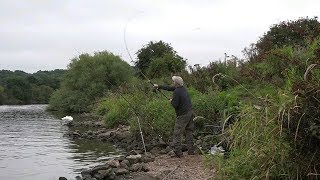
[154,76,195,157]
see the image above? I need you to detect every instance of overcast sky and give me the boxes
[0,0,319,73]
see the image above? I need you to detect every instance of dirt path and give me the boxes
[126,153,215,180]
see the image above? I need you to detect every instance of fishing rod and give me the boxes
[105,79,147,154]
[123,15,170,100]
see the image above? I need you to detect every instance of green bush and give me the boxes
[49,51,133,112]
[213,102,294,179]
[129,98,175,140]
[95,93,145,128]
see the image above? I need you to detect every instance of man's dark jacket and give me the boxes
[159,85,192,116]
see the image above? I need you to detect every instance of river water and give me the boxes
[0,105,121,180]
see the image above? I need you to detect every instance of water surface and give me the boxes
[0,105,121,180]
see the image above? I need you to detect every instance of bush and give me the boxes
[213,101,294,179]
[129,98,176,140]
[95,93,145,128]
[49,51,133,112]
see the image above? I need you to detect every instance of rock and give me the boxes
[97,131,113,139]
[91,164,110,173]
[126,154,142,164]
[127,150,140,156]
[115,131,131,140]
[130,163,142,172]
[106,159,120,168]
[141,152,155,163]
[81,169,92,177]
[150,147,161,155]
[121,159,130,166]
[87,130,93,135]
[97,169,112,176]
[93,173,104,180]
[141,163,150,172]
[109,171,116,180]
[114,168,129,175]
[120,161,129,169]
[73,131,81,137]
[59,177,67,180]
[159,137,166,146]
[75,176,82,180]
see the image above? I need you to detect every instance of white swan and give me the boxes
[61,116,73,121]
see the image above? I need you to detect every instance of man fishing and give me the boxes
[154,76,195,158]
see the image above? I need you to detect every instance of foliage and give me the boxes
[255,17,320,56]
[213,97,294,179]
[0,69,65,104]
[95,92,145,128]
[135,41,186,78]
[49,51,133,112]
[129,98,176,140]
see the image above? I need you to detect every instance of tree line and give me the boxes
[0,69,65,105]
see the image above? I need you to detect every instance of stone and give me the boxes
[75,176,82,180]
[73,131,81,137]
[141,152,155,163]
[121,159,130,166]
[91,164,110,173]
[141,163,150,172]
[150,147,161,155]
[130,163,142,172]
[120,161,129,169]
[87,130,93,135]
[97,131,113,139]
[114,168,129,175]
[81,169,92,177]
[127,150,140,156]
[93,173,104,180]
[97,168,112,178]
[126,154,142,164]
[106,159,120,168]
[115,130,131,140]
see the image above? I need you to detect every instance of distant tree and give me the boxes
[6,76,32,104]
[0,86,5,105]
[135,41,186,78]
[49,51,133,112]
[31,85,54,104]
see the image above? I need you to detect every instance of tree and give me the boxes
[6,76,32,104]
[255,17,320,56]
[135,41,186,78]
[49,51,133,112]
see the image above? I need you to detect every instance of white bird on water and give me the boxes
[61,116,73,125]
[61,116,73,121]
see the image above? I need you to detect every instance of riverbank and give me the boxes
[60,114,215,180]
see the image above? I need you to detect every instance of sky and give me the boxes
[0,0,319,73]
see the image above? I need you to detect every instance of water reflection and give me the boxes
[0,105,121,180]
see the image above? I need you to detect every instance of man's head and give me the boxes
[172,76,184,87]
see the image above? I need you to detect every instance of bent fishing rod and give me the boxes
[123,16,170,100]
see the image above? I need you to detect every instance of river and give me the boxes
[0,105,121,180]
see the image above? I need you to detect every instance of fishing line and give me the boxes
[123,13,170,100]
[106,79,147,154]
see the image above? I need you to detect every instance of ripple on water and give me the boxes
[0,105,122,180]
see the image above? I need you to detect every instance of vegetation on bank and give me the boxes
[0,69,65,105]
[49,17,320,179]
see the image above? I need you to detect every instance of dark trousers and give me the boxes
[172,111,195,154]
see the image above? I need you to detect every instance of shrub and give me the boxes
[129,98,176,140]
[49,51,133,112]
[213,101,294,179]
